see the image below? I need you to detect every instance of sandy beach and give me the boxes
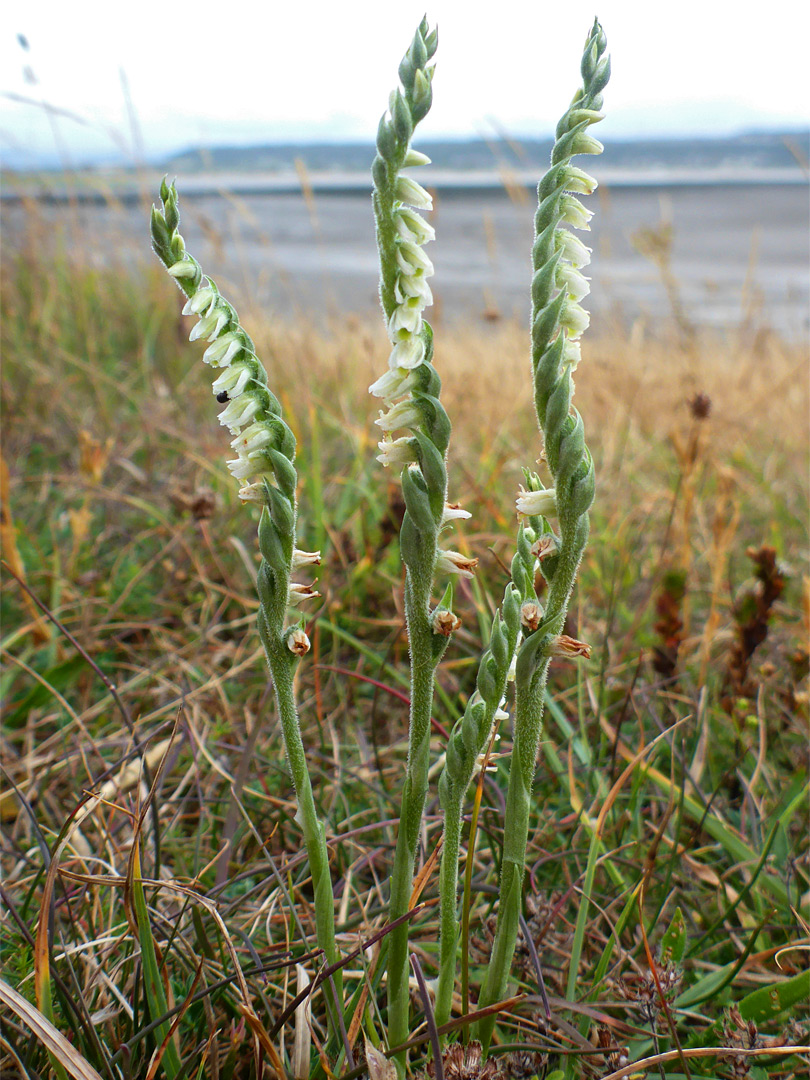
[2,180,807,336]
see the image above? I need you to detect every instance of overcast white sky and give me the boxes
[2,0,809,166]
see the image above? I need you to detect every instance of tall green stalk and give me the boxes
[475,19,610,1051]
[150,184,342,1031]
[369,19,479,1066]
[434,570,524,1028]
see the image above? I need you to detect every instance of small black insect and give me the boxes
[216,391,230,403]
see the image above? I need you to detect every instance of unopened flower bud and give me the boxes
[567,107,605,127]
[402,148,431,168]
[391,89,412,142]
[570,131,604,156]
[432,609,461,636]
[167,258,196,279]
[376,115,397,160]
[412,68,431,107]
[507,651,518,682]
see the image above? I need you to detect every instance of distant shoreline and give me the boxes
[1,167,806,204]
[4,178,805,336]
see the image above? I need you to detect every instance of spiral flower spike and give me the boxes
[475,19,609,1052]
[151,182,343,1030]
[370,18,476,1067]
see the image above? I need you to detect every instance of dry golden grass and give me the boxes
[246,309,809,540]
[1,214,808,1079]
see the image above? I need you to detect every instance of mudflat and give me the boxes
[3,181,807,335]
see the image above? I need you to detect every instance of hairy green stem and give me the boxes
[478,668,547,1012]
[386,575,438,1056]
[258,618,342,1005]
[434,580,523,1029]
[435,795,463,1025]
[475,19,609,1051]
[476,521,588,1046]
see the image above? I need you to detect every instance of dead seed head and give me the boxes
[286,627,311,656]
[432,609,462,636]
[530,534,557,561]
[520,601,543,632]
[688,391,712,419]
[550,633,592,659]
[428,1041,504,1080]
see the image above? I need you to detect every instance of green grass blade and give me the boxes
[128,841,182,1079]
[738,968,810,1023]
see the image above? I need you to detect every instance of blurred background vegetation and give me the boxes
[1,155,808,1078]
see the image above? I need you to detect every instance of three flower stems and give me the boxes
[151,12,609,1068]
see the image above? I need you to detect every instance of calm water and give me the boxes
[3,182,808,335]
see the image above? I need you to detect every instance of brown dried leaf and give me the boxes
[0,977,104,1080]
[364,1037,397,1080]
